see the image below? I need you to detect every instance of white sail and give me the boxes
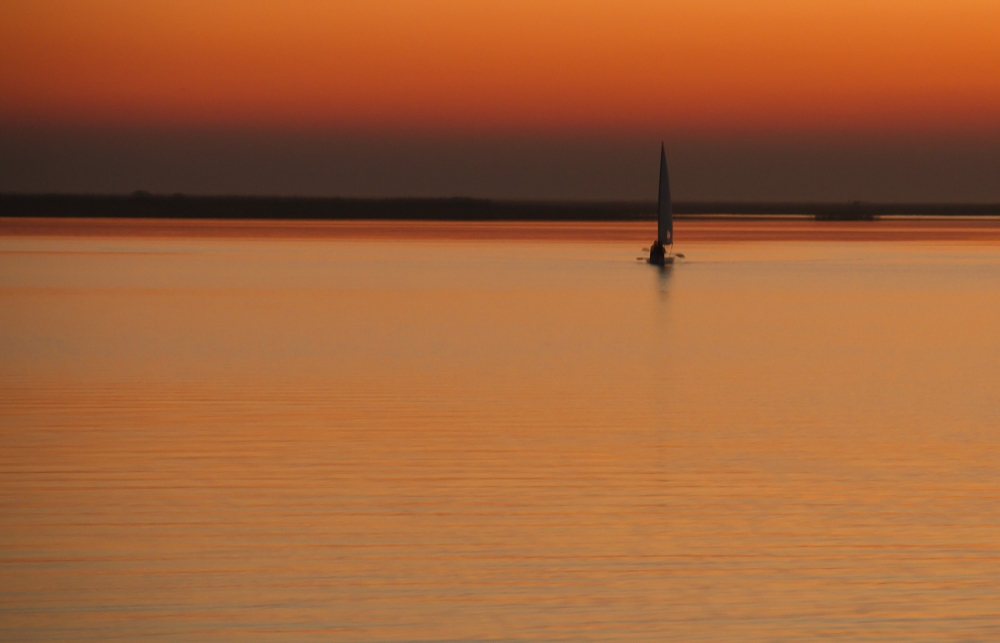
[657,143,673,246]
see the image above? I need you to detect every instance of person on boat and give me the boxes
[649,239,666,264]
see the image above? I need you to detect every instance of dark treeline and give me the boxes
[2,193,999,220]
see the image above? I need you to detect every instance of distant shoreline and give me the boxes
[2,194,999,221]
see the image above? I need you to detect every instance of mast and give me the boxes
[657,143,673,247]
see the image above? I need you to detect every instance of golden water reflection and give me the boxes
[2,221,1000,641]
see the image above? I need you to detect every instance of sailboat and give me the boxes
[648,143,674,265]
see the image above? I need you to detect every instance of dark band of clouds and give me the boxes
[2,126,999,202]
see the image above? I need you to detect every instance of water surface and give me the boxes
[2,220,1000,641]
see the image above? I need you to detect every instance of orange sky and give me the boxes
[2,0,999,134]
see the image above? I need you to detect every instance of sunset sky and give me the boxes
[2,0,999,199]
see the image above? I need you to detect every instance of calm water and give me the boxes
[2,223,1000,641]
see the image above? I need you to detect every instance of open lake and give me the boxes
[2,219,1000,641]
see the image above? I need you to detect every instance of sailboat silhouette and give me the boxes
[648,143,674,266]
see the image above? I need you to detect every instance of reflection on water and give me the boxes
[2,223,1000,641]
[656,262,673,300]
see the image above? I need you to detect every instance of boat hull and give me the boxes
[647,255,675,266]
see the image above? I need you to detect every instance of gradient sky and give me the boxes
[2,0,999,199]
